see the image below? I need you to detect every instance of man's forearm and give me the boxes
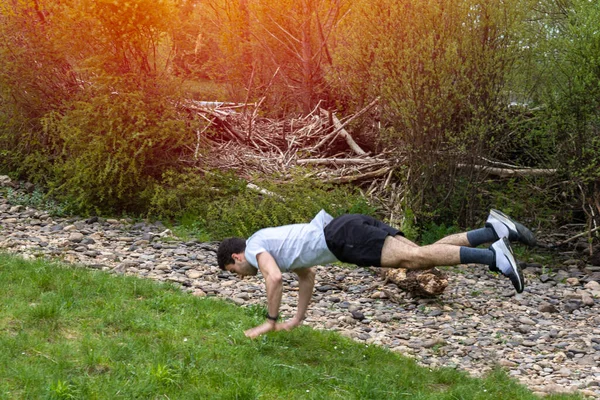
[265,275,283,319]
[245,269,282,338]
[294,268,315,321]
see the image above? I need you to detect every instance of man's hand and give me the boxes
[244,320,276,339]
[275,317,302,332]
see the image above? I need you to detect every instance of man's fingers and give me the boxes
[244,322,276,339]
[245,328,263,339]
[275,320,299,331]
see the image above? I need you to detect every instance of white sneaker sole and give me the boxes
[492,238,524,293]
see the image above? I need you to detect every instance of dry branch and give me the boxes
[554,226,600,247]
[325,167,392,183]
[297,158,388,166]
[246,183,284,199]
[313,97,380,155]
[458,164,557,177]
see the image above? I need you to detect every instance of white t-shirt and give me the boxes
[244,209,338,272]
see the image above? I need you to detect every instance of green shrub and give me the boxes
[2,187,71,217]
[149,168,376,240]
[420,222,461,245]
[147,169,245,220]
[41,85,199,215]
[203,173,376,239]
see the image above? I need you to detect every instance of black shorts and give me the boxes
[324,214,403,268]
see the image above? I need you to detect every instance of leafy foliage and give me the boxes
[0,0,598,238]
[0,0,202,215]
[515,0,600,230]
[1,187,70,217]
[149,168,376,239]
[41,85,198,215]
[327,0,531,225]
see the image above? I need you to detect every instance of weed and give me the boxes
[48,380,76,400]
[150,363,181,388]
[3,187,70,217]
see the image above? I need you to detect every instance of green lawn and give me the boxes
[0,253,582,400]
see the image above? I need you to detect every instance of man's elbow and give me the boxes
[266,272,283,287]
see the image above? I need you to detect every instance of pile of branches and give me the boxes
[177,98,562,226]
[180,97,397,186]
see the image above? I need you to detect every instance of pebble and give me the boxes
[0,178,599,398]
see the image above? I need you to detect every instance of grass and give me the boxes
[0,253,583,400]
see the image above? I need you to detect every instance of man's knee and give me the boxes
[381,236,423,268]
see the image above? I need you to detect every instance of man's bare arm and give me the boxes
[244,251,283,339]
[276,267,315,332]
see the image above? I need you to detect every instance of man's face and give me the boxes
[225,253,258,276]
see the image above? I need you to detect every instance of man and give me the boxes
[217,209,536,339]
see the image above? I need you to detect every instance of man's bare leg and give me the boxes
[380,236,462,269]
[392,232,471,247]
[393,232,481,248]
[433,232,470,246]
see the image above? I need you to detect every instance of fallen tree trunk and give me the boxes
[375,267,448,297]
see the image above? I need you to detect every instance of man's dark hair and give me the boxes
[217,237,247,270]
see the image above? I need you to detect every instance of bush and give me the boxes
[147,169,246,221]
[327,0,529,226]
[41,84,199,215]
[149,169,376,239]
[521,0,600,233]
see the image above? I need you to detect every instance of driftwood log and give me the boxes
[375,267,449,297]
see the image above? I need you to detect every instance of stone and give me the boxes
[186,270,202,279]
[564,301,582,313]
[519,316,536,325]
[316,285,335,292]
[0,175,11,186]
[582,293,595,306]
[585,281,600,291]
[558,367,572,377]
[539,302,559,313]
[351,310,365,321]
[231,297,245,305]
[69,232,84,243]
[566,277,581,286]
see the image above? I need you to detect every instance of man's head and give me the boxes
[217,237,257,276]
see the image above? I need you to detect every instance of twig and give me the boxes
[297,158,387,165]
[247,183,284,199]
[457,164,557,177]
[554,226,600,247]
[325,167,391,183]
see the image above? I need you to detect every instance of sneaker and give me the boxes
[486,209,537,247]
[490,238,525,293]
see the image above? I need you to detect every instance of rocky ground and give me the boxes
[0,177,599,398]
